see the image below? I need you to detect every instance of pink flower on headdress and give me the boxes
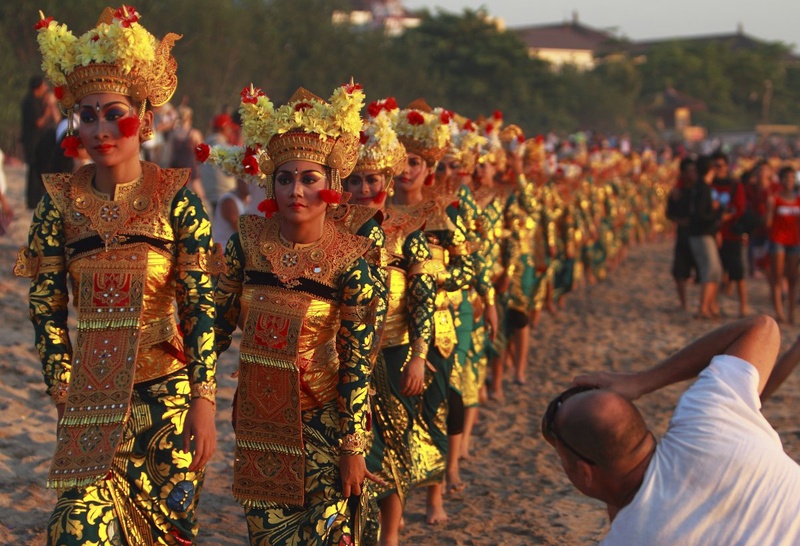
[407,111,425,126]
[294,102,312,112]
[33,15,54,30]
[194,143,210,162]
[343,82,363,94]
[240,85,264,105]
[113,5,141,28]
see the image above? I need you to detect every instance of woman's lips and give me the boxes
[94,143,114,154]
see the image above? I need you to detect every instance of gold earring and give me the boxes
[140,126,154,142]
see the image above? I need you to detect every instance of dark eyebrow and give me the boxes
[78,101,132,110]
[275,169,326,176]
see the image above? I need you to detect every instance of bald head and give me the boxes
[556,390,651,471]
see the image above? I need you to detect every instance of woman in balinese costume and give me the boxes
[343,98,436,546]
[209,82,379,546]
[389,99,474,524]
[16,7,220,545]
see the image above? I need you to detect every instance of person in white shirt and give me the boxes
[212,177,249,247]
[543,315,800,546]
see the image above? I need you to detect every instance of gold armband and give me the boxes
[340,303,373,323]
[180,244,227,276]
[407,259,445,277]
[191,381,217,407]
[50,382,69,406]
[339,432,368,455]
[14,246,39,278]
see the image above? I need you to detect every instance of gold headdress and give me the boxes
[500,124,525,154]
[355,97,407,176]
[477,111,504,165]
[392,99,451,166]
[233,83,364,200]
[522,135,546,167]
[445,113,487,174]
[34,6,181,109]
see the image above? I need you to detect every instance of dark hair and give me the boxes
[679,157,695,174]
[711,150,728,165]
[779,166,795,180]
[29,75,44,91]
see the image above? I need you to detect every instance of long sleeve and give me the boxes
[171,187,217,396]
[336,257,376,444]
[213,232,244,355]
[25,194,72,404]
[404,229,435,350]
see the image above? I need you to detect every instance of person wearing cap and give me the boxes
[543,314,800,545]
[199,112,237,213]
[16,6,221,544]
[211,82,380,545]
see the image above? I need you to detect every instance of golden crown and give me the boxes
[354,98,407,176]
[392,99,451,166]
[445,113,487,173]
[237,84,364,197]
[34,6,180,109]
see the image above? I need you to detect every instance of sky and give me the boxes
[402,0,799,50]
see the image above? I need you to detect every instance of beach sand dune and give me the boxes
[2,165,798,544]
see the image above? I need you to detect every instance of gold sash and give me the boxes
[233,287,310,508]
[48,246,148,489]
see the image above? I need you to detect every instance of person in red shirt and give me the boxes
[711,152,748,316]
[766,165,800,323]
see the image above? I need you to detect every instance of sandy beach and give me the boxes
[1,164,799,545]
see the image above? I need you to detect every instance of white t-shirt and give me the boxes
[212,191,246,247]
[602,354,800,546]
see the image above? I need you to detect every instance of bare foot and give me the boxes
[426,503,448,525]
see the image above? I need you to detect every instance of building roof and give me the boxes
[511,16,615,52]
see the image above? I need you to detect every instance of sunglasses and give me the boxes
[541,385,598,465]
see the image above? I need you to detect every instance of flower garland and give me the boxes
[239,82,365,149]
[357,98,406,169]
[392,106,450,150]
[35,6,157,86]
[195,143,264,182]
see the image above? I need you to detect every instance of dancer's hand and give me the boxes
[340,454,386,497]
[401,355,426,396]
[184,397,217,471]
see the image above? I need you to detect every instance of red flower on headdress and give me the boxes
[242,154,259,175]
[359,131,368,144]
[34,15,54,30]
[117,117,141,138]
[113,5,141,28]
[517,134,525,143]
[91,34,100,42]
[407,111,425,126]
[464,119,475,131]
[53,86,64,100]
[240,85,264,105]
[319,189,342,205]
[384,97,398,111]
[535,135,544,143]
[294,102,312,112]
[258,198,278,218]
[439,110,452,125]
[61,135,81,158]
[194,143,210,162]
[493,110,503,120]
[343,81,363,94]
[484,123,494,135]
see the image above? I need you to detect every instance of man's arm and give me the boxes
[761,334,800,402]
[574,315,780,399]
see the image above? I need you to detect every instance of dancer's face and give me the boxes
[78,93,150,168]
[274,160,329,224]
[395,153,429,193]
[345,170,385,208]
